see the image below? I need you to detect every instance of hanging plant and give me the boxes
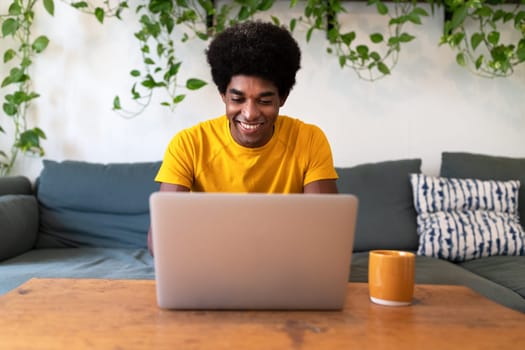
[60,0,130,22]
[289,0,430,81]
[441,0,525,78]
[112,0,278,118]
[0,0,54,176]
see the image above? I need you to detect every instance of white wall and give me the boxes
[1,1,524,180]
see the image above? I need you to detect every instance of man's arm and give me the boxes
[148,182,190,256]
[303,179,338,194]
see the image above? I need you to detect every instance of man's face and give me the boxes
[221,75,287,148]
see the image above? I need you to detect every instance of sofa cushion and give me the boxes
[411,174,525,262]
[440,152,525,230]
[0,195,39,261]
[336,159,421,252]
[0,248,154,295]
[35,160,161,248]
[459,256,525,299]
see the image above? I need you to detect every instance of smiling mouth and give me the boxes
[238,121,263,132]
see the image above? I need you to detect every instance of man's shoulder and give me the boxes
[177,115,226,138]
[191,115,227,131]
[277,116,323,135]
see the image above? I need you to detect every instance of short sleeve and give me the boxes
[155,131,195,188]
[303,124,338,185]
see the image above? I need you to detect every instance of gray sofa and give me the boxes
[0,153,524,312]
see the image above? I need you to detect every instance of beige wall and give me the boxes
[1,2,524,180]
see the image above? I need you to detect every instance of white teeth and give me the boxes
[240,122,259,130]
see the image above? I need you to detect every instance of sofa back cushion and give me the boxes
[35,160,161,248]
[336,159,422,252]
[440,152,525,230]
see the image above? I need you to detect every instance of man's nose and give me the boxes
[241,101,259,120]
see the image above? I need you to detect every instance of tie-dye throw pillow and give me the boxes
[410,174,525,262]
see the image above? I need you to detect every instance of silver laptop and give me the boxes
[150,192,358,310]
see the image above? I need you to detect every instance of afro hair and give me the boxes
[206,20,301,98]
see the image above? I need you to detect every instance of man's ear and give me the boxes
[279,93,289,107]
[220,93,226,103]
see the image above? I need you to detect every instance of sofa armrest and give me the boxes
[0,194,39,261]
[0,176,33,196]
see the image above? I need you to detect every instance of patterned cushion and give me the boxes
[410,174,525,262]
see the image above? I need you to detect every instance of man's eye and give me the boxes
[259,100,272,105]
[231,98,244,103]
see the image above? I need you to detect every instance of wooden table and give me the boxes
[0,279,523,349]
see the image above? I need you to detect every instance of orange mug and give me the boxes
[368,250,415,306]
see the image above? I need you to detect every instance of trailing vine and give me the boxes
[289,0,430,81]
[0,0,53,176]
[112,0,278,118]
[441,0,525,77]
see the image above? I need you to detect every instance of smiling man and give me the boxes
[148,21,338,254]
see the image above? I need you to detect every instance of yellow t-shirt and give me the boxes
[155,115,338,193]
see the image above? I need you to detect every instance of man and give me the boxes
[148,21,338,255]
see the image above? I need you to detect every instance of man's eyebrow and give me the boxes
[228,88,276,97]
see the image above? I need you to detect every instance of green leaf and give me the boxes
[411,7,429,17]
[2,18,20,37]
[487,31,500,46]
[456,53,466,67]
[475,6,492,18]
[515,11,525,28]
[492,9,505,22]
[475,55,484,69]
[71,2,89,9]
[149,0,173,13]
[16,128,46,156]
[341,32,356,46]
[3,103,17,116]
[6,68,26,85]
[237,6,250,21]
[186,78,207,90]
[196,31,208,41]
[3,49,16,63]
[503,13,514,23]
[407,13,422,25]
[258,0,274,11]
[113,96,121,110]
[452,32,465,47]
[377,62,390,75]
[289,18,296,32]
[370,33,383,44]
[338,55,346,67]
[43,0,55,16]
[370,52,381,61]
[448,6,468,32]
[398,33,415,43]
[95,7,105,24]
[470,33,484,51]
[306,27,314,42]
[516,47,525,62]
[173,94,186,104]
[130,70,141,77]
[376,2,388,16]
[21,57,32,68]
[8,2,22,15]
[356,45,369,58]
[32,36,50,53]
[1,77,12,88]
